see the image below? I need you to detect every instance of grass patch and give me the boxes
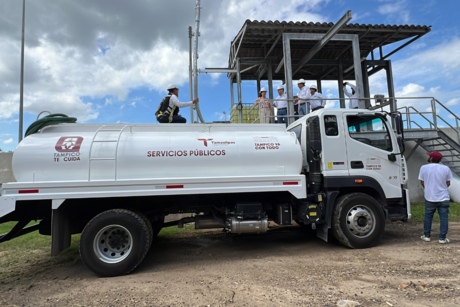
[411,202,460,222]
[0,222,80,282]
[158,223,196,239]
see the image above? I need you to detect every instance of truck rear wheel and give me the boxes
[79,209,152,277]
[332,193,385,249]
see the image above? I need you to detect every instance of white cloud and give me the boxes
[130,102,136,108]
[104,98,113,106]
[214,112,225,120]
[446,98,460,106]
[377,0,410,24]
[3,138,13,144]
[398,83,425,96]
[0,101,18,119]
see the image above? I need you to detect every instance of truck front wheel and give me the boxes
[79,209,152,277]
[332,193,385,249]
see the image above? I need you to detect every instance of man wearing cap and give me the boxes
[155,84,199,123]
[253,87,273,124]
[273,85,287,126]
[295,79,309,117]
[419,151,453,244]
[309,84,326,111]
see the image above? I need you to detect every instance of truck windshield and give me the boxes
[347,115,392,152]
[288,125,302,144]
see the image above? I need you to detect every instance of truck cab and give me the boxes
[288,109,410,247]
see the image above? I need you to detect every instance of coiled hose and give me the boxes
[24,113,77,138]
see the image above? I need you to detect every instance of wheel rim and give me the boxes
[93,225,133,264]
[346,205,376,238]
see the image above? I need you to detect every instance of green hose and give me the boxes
[24,113,77,138]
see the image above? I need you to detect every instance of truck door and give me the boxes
[343,113,402,198]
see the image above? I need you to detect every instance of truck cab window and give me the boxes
[288,125,302,144]
[324,115,338,136]
[347,115,392,151]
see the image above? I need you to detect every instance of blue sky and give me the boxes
[1,0,460,151]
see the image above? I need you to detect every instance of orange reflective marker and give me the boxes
[355,179,363,183]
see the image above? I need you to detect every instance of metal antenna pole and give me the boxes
[188,26,194,123]
[193,0,205,123]
[19,0,25,142]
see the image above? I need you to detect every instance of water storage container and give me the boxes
[13,124,302,182]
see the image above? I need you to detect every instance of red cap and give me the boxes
[427,151,442,160]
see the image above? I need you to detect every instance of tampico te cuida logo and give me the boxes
[54,137,84,162]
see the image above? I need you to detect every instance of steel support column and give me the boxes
[338,61,345,108]
[230,78,234,108]
[282,34,294,125]
[351,35,365,109]
[236,59,243,123]
[257,77,261,94]
[316,80,322,94]
[385,60,396,114]
[267,60,274,123]
[361,62,371,108]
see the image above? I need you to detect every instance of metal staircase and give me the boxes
[398,98,460,176]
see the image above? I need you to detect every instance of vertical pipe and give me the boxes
[188,26,194,123]
[282,34,294,125]
[385,61,396,127]
[338,62,345,108]
[256,78,261,95]
[352,35,365,109]
[19,0,25,142]
[267,61,274,123]
[236,59,243,123]
[193,0,205,123]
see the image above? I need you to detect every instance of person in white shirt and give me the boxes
[294,79,309,117]
[419,151,453,244]
[343,82,358,109]
[156,84,198,123]
[273,85,287,126]
[309,84,326,111]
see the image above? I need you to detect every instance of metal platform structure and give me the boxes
[199,11,460,177]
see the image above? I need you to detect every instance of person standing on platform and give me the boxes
[273,85,287,126]
[344,82,358,109]
[253,87,273,124]
[419,151,453,244]
[309,84,326,111]
[156,84,198,123]
[295,79,309,117]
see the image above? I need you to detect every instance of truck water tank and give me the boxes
[12,124,302,182]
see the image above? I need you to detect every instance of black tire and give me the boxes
[332,193,385,249]
[79,209,152,277]
[134,211,154,247]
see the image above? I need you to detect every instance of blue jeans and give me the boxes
[157,115,187,123]
[424,200,450,239]
[298,104,307,116]
[277,109,287,126]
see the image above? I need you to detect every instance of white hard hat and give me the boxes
[167,84,178,90]
[259,87,267,93]
[310,84,318,90]
[277,85,284,90]
[297,79,306,85]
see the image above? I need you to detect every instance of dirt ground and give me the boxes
[0,221,459,307]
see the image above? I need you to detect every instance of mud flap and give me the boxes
[51,201,70,256]
[316,224,328,242]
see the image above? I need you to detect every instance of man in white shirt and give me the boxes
[273,85,287,126]
[418,151,453,244]
[156,84,198,123]
[309,84,326,112]
[295,79,309,117]
[343,82,358,109]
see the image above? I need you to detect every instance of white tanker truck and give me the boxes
[0,109,409,276]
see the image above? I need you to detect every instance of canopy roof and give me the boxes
[229,20,431,81]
